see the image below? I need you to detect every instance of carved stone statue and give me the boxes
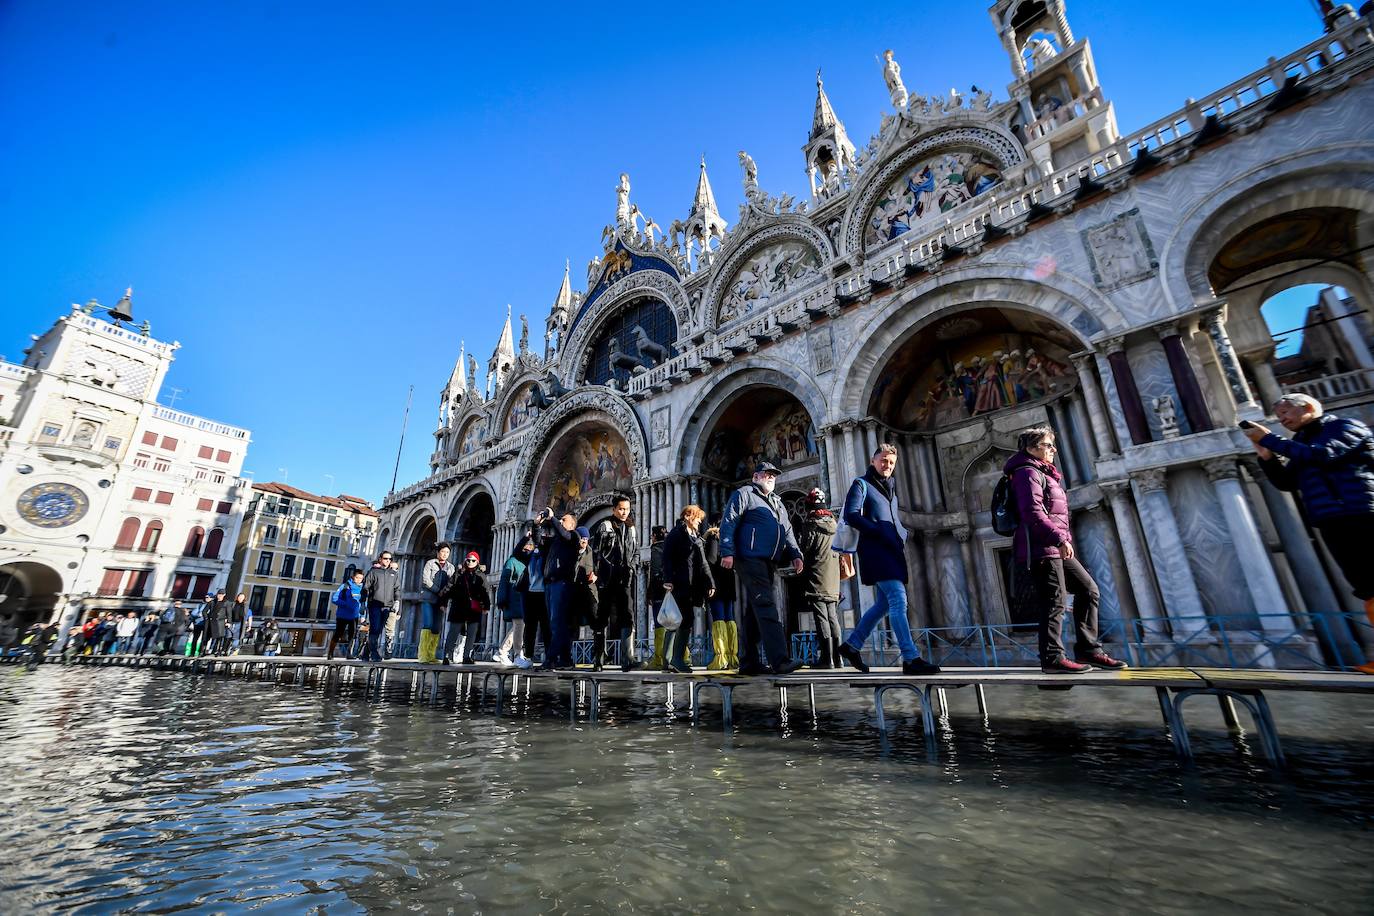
[1030,38,1058,68]
[881,49,908,109]
[738,150,758,196]
[615,173,631,230]
[1153,394,1180,439]
[467,354,479,392]
[518,314,529,353]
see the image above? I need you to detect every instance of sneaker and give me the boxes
[901,657,942,676]
[1042,657,1093,674]
[492,653,512,667]
[514,655,533,670]
[836,643,869,673]
[1078,650,1128,670]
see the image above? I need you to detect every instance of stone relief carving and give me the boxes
[1081,208,1159,292]
[718,240,824,323]
[808,325,835,375]
[702,222,832,328]
[650,405,672,452]
[1153,394,1180,439]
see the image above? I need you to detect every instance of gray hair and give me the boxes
[1017,425,1056,453]
[1274,393,1324,417]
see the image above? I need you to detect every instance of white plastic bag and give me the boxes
[656,590,683,630]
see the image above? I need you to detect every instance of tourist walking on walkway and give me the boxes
[255,619,282,656]
[836,444,941,676]
[719,461,804,676]
[647,525,670,668]
[494,533,532,667]
[798,488,844,669]
[419,543,455,664]
[593,495,644,672]
[115,612,139,654]
[328,569,366,660]
[205,592,230,655]
[1246,393,1374,673]
[1004,426,1126,675]
[703,521,738,670]
[660,505,714,674]
[443,551,490,665]
[135,612,159,655]
[98,613,119,655]
[519,535,549,669]
[361,551,401,662]
[540,510,581,669]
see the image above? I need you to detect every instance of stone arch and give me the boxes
[830,269,1121,419]
[507,387,649,521]
[842,123,1026,257]
[561,270,691,384]
[443,479,499,542]
[0,561,66,635]
[677,360,831,477]
[397,501,442,554]
[701,218,834,328]
[1166,152,1374,308]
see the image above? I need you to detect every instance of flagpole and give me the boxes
[390,385,413,496]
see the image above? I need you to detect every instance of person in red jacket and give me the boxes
[1004,425,1127,674]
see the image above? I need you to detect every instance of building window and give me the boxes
[322,559,336,582]
[155,491,173,505]
[132,487,152,502]
[295,590,312,618]
[192,575,214,599]
[133,453,151,469]
[249,585,267,614]
[153,458,170,473]
[216,449,231,463]
[216,501,232,514]
[197,497,213,512]
[301,557,316,581]
[287,528,301,547]
[171,573,192,599]
[194,466,209,480]
[307,531,321,551]
[139,520,163,552]
[264,524,279,544]
[316,590,331,619]
[124,569,151,597]
[583,295,678,387]
[98,568,124,596]
[212,472,225,484]
[184,526,205,557]
[198,445,214,459]
[115,517,141,549]
[274,588,294,615]
[281,554,297,578]
[203,528,224,559]
[328,535,340,554]
[255,551,274,576]
[142,431,158,446]
[160,436,178,451]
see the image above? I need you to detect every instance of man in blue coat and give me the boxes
[835,443,941,675]
[719,461,804,675]
[1245,393,1374,673]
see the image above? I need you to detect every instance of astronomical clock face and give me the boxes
[17,482,90,529]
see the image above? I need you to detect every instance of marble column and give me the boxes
[842,422,861,486]
[1159,327,1215,432]
[1100,480,1163,633]
[1203,459,1294,634]
[1067,393,1099,472]
[1242,348,1283,411]
[941,531,974,632]
[1202,304,1259,417]
[905,533,929,629]
[1104,338,1152,446]
[1242,459,1342,614]
[922,534,946,627]
[1130,469,1208,635]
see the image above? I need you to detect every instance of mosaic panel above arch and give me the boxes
[864,149,1003,247]
[718,240,825,324]
[533,422,635,518]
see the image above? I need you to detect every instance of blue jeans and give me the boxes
[420,601,439,632]
[844,579,919,663]
[545,581,570,666]
[364,601,390,661]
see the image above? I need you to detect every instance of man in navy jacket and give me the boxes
[719,462,804,675]
[835,444,940,676]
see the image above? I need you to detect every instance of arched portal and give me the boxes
[449,490,496,567]
[0,562,64,645]
[532,419,636,523]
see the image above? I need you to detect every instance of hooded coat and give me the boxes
[798,510,840,601]
[1003,450,1072,563]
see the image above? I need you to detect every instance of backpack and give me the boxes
[991,468,1049,537]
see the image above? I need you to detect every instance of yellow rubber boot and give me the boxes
[649,627,667,669]
[418,629,438,664]
[707,620,729,670]
[1357,597,1374,675]
[724,620,740,669]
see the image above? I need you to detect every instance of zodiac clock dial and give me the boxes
[17,482,90,529]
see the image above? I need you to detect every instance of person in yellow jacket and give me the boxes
[418,542,454,664]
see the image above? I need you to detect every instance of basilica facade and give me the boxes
[379,2,1374,662]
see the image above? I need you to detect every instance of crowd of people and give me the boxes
[14,394,1372,676]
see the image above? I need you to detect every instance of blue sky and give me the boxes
[0,1,1329,502]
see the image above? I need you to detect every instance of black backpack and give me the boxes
[990,468,1048,537]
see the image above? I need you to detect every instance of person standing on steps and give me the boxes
[1003,426,1127,675]
[718,461,805,676]
[361,551,401,662]
[660,505,715,674]
[703,520,738,670]
[328,569,366,660]
[419,543,455,664]
[798,488,843,669]
[593,494,644,672]
[443,551,489,665]
[835,444,942,677]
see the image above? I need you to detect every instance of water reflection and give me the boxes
[1,666,1371,913]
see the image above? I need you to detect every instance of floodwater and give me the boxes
[1,666,1372,914]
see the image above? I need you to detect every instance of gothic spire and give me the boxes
[493,305,515,364]
[811,69,840,140]
[447,341,467,394]
[689,155,719,221]
[551,260,572,317]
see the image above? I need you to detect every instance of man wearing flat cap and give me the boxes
[718,461,805,675]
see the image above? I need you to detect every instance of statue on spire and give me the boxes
[881,50,908,109]
[519,314,529,354]
[739,150,759,197]
[615,173,632,231]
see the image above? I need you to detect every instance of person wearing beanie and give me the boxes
[798,488,844,669]
[443,550,490,665]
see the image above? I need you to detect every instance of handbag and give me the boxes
[831,478,866,554]
[656,590,683,630]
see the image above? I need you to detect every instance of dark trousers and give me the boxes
[1030,555,1102,663]
[545,581,572,666]
[1318,515,1374,601]
[364,601,390,661]
[188,624,206,655]
[442,617,479,662]
[808,597,841,649]
[523,591,549,662]
[735,557,791,668]
[666,604,697,668]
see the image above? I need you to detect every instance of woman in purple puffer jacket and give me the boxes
[1004,424,1127,674]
